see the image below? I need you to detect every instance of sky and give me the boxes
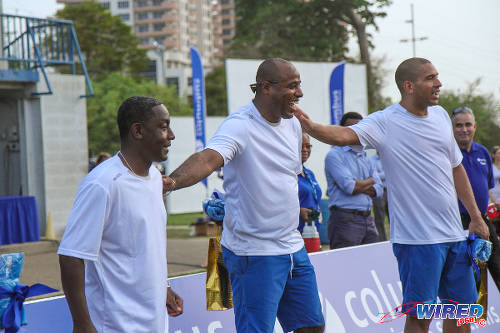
[2,0,500,103]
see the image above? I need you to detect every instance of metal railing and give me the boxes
[0,13,93,97]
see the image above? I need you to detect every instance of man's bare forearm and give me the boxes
[169,149,223,190]
[309,123,360,146]
[59,255,95,330]
[352,178,375,195]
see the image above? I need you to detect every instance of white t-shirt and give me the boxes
[206,101,304,255]
[58,155,168,333]
[351,104,464,244]
[491,165,500,202]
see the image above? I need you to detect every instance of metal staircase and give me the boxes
[0,13,93,97]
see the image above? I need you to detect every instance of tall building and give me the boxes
[211,0,235,59]
[57,0,235,95]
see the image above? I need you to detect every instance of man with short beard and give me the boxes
[295,58,489,333]
[452,106,500,291]
[164,58,325,333]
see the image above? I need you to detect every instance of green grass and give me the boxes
[167,211,205,226]
[166,228,193,239]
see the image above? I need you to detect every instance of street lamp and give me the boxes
[152,40,166,86]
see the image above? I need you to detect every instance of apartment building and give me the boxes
[57,0,235,95]
[212,0,235,59]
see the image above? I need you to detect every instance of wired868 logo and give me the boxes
[417,301,486,327]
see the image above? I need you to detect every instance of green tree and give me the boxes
[205,66,228,116]
[87,73,192,154]
[227,0,349,61]
[227,0,392,109]
[367,55,393,112]
[339,0,391,110]
[55,1,149,78]
[439,80,500,150]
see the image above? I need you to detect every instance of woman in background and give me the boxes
[298,133,322,233]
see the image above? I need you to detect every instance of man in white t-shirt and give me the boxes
[164,59,325,333]
[58,96,183,333]
[295,58,489,333]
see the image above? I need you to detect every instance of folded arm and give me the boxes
[353,178,376,196]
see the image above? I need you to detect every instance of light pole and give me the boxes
[152,40,166,86]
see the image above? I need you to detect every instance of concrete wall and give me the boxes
[38,74,88,235]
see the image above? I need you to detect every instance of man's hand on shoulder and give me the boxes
[166,287,183,317]
[469,215,489,240]
[294,106,313,133]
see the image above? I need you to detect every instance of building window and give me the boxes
[120,14,130,21]
[155,37,165,44]
[221,0,231,4]
[135,0,148,7]
[136,12,148,20]
[222,29,232,35]
[152,0,164,5]
[222,19,231,25]
[137,25,149,32]
[153,11,164,18]
[140,38,149,44]
[221,9,231,15]
[118,1,129,8]
[153,23,165,31]
[223,39,230,45]
[101,2,110,9]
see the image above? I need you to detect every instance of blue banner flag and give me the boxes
[190,46,207,187]
[329,63,345,125]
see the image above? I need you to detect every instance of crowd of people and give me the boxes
[56,57,499,333]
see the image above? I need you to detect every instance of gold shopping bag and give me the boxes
[476,261,488,320]
[206,235,233,310]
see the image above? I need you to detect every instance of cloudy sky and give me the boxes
[3,0,499,103]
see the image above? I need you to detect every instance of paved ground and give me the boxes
[0,228,211,297]
[0,227,330,299]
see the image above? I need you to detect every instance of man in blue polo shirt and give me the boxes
[452,106,500,290]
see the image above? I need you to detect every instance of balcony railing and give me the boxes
[0,13,93,97]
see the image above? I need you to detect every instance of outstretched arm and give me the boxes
[165,148,224,192]
[453,164,489,239]
[294,107,360,146]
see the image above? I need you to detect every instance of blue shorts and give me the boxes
[393,241,477,317]
[222,246,324,333]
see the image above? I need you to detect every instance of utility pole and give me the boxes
[400,4,428,57]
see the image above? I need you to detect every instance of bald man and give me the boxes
[164,59,324,333]
[296,58,488,333]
